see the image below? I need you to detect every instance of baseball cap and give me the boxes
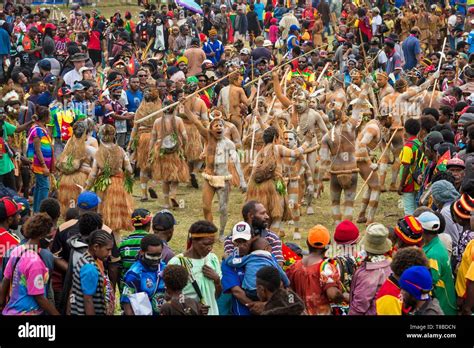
[0,197,21,221]
[263,40,272,47]
[43,74,57,84]
[152,209,177,231]
[417,211,441,233]
[231,221,252,242]
[72,83,85,92]
[400,266,433,301]
[240,48,250,55]
[289,24,300,32]
[131,208,152,227]
[45,23,57,30]
[58,86,72,97]
[38,59,51,71]
[79,66,93,74]
[447,157,465,169]
[424,131,444,151]
[77,191,101,210]
[307,225,330,249]
[205,70,217,80]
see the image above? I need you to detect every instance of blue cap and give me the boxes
[290,24,300,32]
[72,82,85,92]
[400,266,433,301]
[417,211,441,233]
[77,191,101,210]
[38,59,51,71]
[43,74,57,84]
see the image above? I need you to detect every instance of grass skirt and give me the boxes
[246,178,292,222]
[98,176,134,232]
[58,171,88,217]
[136,132,151,170]
[228,161,240,187]
[183,121,203,162]
[152,151,190,182]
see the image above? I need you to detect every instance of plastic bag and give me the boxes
[129,292,153,316]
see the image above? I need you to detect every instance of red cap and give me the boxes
[45,23,57,30]
[334,220,360,245]
[0,197,21,220]
[469,7,474,14]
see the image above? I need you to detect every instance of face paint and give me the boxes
[141,252,162,270]
[210,119,224,139]
[284,132,297,148]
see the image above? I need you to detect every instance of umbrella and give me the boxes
[175,0,203,15]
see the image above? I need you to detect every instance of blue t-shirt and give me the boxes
[80,263,99,295]
[395,0,405,8]
[451,0,467,15]
[121,259,166,315]
[221,261,250,315]
[254,2,265,21]
[468,31,474,54]
[402,35,421,70]
[125,90,143,113]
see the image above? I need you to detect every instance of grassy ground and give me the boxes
[130,174,403,259]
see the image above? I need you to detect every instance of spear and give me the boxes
[136,69,240,124]
[429,37,447,107]
[249,78,262,163]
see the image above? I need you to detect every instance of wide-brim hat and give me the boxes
[363,223,392,254]
[70,53,88,62]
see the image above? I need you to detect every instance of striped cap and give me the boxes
[394,216,423,246]
[452,193,474,221]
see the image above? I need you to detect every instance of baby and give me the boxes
[225,237,289,300]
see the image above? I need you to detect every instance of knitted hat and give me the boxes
[334,220,360,245]
[307,225,330,249]
[394,216,423,246]
[363,223,392,255]
[399,266,433,301]
[451,193,474,221]
[131,208,152,227]
[431,180,460,205]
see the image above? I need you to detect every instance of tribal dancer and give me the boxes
[182,79,209,189]
[318,107,358,225]
[355,114,394,224]
[128,85,161,201]
[282,130,314,239]
[57,121,96,216]
[85,125,134,233]
[149,99,189,209]
[247,125,315,237]
[183,102,247,240]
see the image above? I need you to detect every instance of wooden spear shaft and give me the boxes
[354,126,401,201]
[136,69,240,124]
[429,37,447,107]
[249,78,262,163]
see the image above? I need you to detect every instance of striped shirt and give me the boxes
[224,228,283,263]
[26,125,53,174]
[70,253,106,316]
[119,230,148,280]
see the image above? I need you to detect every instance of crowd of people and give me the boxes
[0,0,474,316]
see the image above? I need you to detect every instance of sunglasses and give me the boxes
[138,74,147,77]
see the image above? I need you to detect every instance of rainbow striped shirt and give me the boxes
[27,125,53,174]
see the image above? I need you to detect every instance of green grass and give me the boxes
[128,173,403,259]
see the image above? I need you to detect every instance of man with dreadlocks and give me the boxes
[246,125,316,237]
[282,129,314,240]
[355,113,394,224]
[56,121,97,217]
[85,125,134,234]
[148,99,189,209]
[182,102,246,241]
[128,85,162,202]
[182,78,209,189]
[217,67,256,136]
[318,106,359,225]
[272,71,328,199]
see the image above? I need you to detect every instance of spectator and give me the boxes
[402,27,422,70]
[287,225,344,315]
[121,234,166,315]
[349,223,392,315]
[168,221,222,315]
[400,266,444,315]
[161,265,202,315]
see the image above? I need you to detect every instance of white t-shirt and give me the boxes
[448,15,457,28]
[63,69,82,88]
[372,15,382,35]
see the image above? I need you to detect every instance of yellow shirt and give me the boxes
[455,239,474,298]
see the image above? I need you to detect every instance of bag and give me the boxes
[128,292,153,315]
[275,37,285,49]
[178,255,205,304]
[160,116,179,154]
[253,146,276,184]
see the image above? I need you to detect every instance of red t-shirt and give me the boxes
[286,258,341,315]
[0,228,20,265]
[87,30,102,51]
